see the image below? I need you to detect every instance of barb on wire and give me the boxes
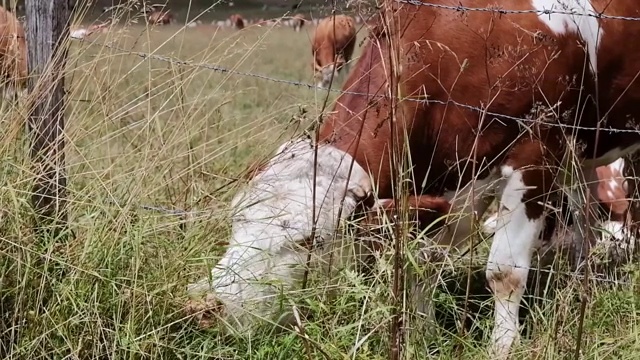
[396,0,640,21]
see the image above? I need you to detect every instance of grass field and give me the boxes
[0,19,639,359]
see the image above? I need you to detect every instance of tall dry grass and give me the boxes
[0,11,638,360]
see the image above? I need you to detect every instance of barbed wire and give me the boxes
[103,198,204,217]
[107,193,638,286]
[396,0,640,21]
[74,36,640,135]
[68,7,640,218]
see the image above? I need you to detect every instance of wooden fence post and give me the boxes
[26,1,73,237]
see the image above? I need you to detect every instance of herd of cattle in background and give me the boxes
[133,4,368,29]
[65,4,368,34]
[65,4,363,87]
[2,1,640,357]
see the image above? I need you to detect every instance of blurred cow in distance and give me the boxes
[311,14,356,88]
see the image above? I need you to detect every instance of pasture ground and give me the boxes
[0,21,639,359]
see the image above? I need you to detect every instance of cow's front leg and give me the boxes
[486,139,556,358]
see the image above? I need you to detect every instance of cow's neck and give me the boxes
[318,37,406,199]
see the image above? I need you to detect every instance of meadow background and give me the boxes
[0,1,638,359]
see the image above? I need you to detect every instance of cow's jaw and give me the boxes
[319,64,336,88]
[187,138,372,327]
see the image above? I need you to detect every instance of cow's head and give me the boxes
[317,65,336,88]
[187,137,372,328]
[317,59,348,89]
[592,158,637,263]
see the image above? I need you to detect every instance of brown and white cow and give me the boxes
[312,14,356,88]
[229,14,245,30]
[149,10,174,25]
[188,1,640,357]
[0,6,26,102]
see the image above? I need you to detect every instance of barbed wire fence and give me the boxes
[397,0,640,20]
[62,1,640,286]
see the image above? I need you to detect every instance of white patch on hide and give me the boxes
[482,212,499,235]
[531,0,602,74]
[608,157,625,174]
[596,220,636,259]
[487,168,545,358]
[599,220,625,241]
[320,64,336,89]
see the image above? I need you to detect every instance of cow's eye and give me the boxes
[303,235,324,251]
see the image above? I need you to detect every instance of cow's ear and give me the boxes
[372,198,393,211]
[347,175,373,207]
[360,191,376,209]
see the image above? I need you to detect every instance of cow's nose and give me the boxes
[184,293,225,329]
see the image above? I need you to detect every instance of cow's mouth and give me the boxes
[184,293,225,329]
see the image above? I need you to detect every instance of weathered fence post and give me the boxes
[26,1,73,237]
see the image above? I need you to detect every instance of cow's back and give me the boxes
[151,11,173,24]
[312,15,356,62]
